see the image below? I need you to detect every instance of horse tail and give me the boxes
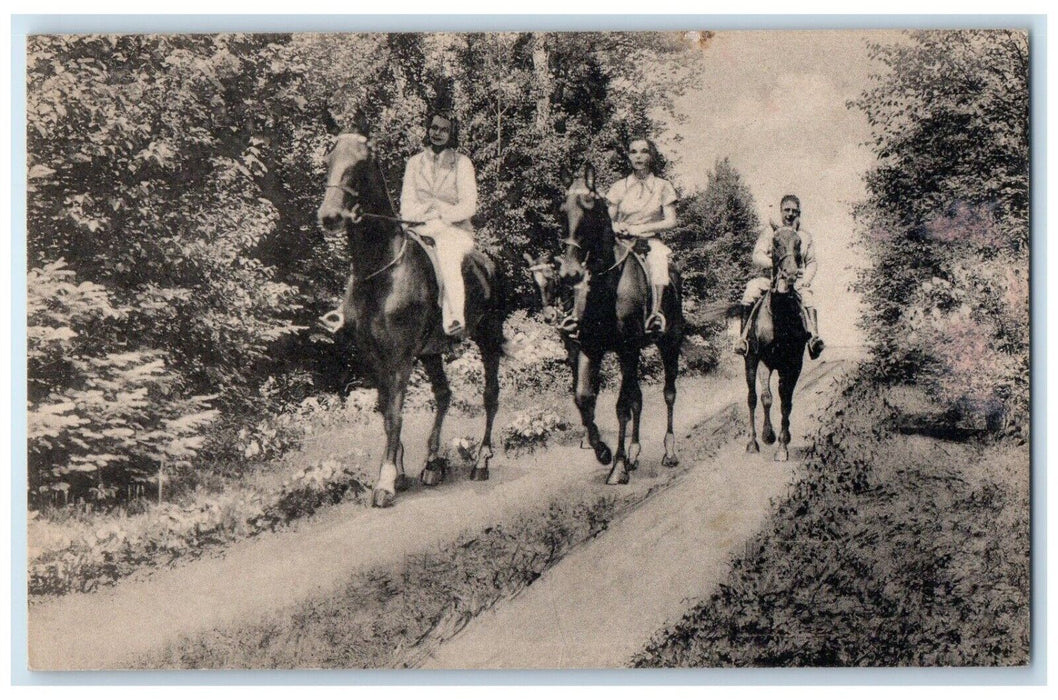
[464,250,515,358]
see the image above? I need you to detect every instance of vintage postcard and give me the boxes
[23,26,1031,672]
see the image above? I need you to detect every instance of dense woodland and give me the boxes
[26,32,760,506]
[851,29,1029,434]
[26,29,1030,511]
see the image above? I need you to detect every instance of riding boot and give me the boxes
[734,304,753,356]
[806,307,825,359]
[645,284,667,335]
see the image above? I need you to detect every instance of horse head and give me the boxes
[770,225,803,295]
[522,251,562,324]
[557,163,613,283]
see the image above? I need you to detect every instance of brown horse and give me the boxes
[316,132,507,507]
[549,165,682,485]
[744,225,810,462]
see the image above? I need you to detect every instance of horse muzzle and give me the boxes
[318,206,344,233]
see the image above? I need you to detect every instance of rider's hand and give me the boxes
[613,222,629,235]
[343,203,363,223]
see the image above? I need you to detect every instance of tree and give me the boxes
[670,158,760,307]
[851,30,1029,427]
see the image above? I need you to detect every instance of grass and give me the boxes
[133,400,744,669]
[631,376,1030,667]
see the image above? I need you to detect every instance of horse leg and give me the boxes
[745,357,760,453]
[472,341,501,481]
[775,365,801,463]
[660,336,679,467]
[575,350,611,466]
[374,364,413,508]
[419,354,450,487]
[760,368,776,445]
[609,349,640,485]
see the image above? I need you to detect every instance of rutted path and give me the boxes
[420,353,854,669]
[28,352,854,670]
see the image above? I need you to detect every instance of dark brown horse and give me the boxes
[549,165,682,485]
[744,225,810,461]
[316,132,507,507]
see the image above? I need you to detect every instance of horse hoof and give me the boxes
[420,466,446,487]
[469,467,490,481]
[774,449,789,463]
[662,454,680,468]
[762,429,776,445]
[606,465,630,485]
[394,474,412,493]
[371,488,395,508]
[595,443,612,465]
[747,441,760,454]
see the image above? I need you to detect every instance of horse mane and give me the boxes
[582,200,617,272]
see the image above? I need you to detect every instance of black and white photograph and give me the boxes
[20,22,1033,673]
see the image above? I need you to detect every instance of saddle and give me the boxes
[748,289,811,338]
[408,230,495,306]
[613,237,658,318]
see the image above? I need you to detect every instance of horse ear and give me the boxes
[322,107,341,136]
[352,107,370,138]
[583,163,596,191]
[560,165,573,189]
[769,219,779,231]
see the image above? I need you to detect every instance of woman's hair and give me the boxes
[623,135,666,176]
[422,110,460,149]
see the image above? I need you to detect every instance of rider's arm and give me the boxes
[800,228,818,285]
[751,229,772,269]
[626,203,676,237]
[399,154,434,222]
[605,181,624,231]
[437,155,478,224]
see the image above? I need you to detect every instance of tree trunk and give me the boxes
[531,33,551,132]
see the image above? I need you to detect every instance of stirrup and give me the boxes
[559,313,580,333]
[320,309,344,333]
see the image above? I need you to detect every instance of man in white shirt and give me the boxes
[734,195,825,359]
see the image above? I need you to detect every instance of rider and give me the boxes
[563,136,678,337]
[399,109,478,337]
[734,194,825,359]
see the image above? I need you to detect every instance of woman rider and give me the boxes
[561,136,678,337]
[399,109,478,337]
[318,110,478,337]
[605,136,678,335]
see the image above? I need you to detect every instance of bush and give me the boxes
[851,31,1029,433]
[27,259,218,508]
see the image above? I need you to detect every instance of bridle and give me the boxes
[324,150,425,281]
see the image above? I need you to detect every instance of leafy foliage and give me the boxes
[850,30,1029,430]
[671,157,760,307]
[633,377,1029,667]
[27,259,218,506]
[24,31,738,508]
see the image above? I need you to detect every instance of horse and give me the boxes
[545,164,683,485]
[743,225,810,462]
[316,131,508,507]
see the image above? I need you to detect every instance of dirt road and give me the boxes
[421,356,851,668]
[28,351,854,670]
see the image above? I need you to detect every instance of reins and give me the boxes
[325,158,426,281]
